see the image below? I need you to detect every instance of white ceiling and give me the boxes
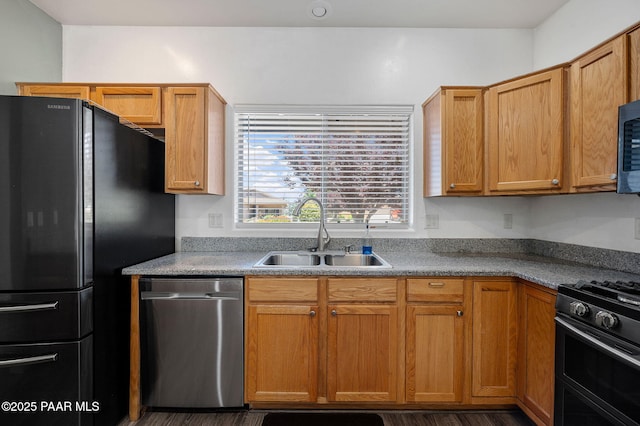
[28,0,570,28]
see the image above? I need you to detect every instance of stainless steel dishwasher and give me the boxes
[139,277,244,408]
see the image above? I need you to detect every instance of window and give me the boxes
[235,105,412,226]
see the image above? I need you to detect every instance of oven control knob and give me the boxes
[596,311,619,329]
[569,301,590,317]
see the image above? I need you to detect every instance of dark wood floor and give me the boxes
[118,409,535,426]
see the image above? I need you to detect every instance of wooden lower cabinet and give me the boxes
[405,278,468,404]
[517,281,557,426]
[471,279,518,400]
[246,304,318,402]
[245,277,320,403]
[327,304,398,402]
[406,304,465,402]
[245,274,555,423]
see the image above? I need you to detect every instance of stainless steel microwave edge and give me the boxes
[618,99,640,194]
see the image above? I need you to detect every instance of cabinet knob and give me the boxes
[309,310,316,317]
[194,180,201,187]
[331,309,337,317]
[551,179,559,185]
[610,173,617,180]
[450,183,456,189]
[456,310,464,317]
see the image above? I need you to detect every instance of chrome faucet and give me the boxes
[293,197,331,252]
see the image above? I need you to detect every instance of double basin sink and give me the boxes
[254,251,392,269]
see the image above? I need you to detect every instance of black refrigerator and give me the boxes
[0,95,176,426]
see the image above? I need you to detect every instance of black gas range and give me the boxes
[555,280,640,426]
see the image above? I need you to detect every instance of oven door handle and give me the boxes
[556,317,640,370]
[0,353,58,368]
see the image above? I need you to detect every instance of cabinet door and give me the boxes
[487,68,565,193]
[517,284,556,426]
[406,305,465,402]
[165,87,207,193]
[327,304,398,402]
[570,36,627,191]
[472,280,517,398]
[18,84,90,100]
[630,27,640,102]
[423,88,484,196]
[246,304,318,402]
[443,89,484,195]
[93,86,162,125]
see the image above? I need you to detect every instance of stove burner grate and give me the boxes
[576,280,640,307]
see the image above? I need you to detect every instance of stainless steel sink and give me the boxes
[254,251,391,268]
[324,253,387,267]
[257,252,321,266]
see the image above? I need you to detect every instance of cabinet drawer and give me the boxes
[407,278,464,302]
[328,278,397,302]
[248,278,318,302]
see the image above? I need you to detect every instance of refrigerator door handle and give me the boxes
[0,301,59,313]
[0,353,58,367]
[140,291,241,301]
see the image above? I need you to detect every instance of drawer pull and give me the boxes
[310,310,316,317]
[0,353,58,367]
[331,309,337,316]
[0,301,59,313]
[457,310,464,317]
[428,282,445,288]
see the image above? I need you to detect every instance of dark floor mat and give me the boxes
[262,412,383,426]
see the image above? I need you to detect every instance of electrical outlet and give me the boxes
[425,214,439,229]
[503,213,513,229]
[208,213,223,228]
[635,218,640,240]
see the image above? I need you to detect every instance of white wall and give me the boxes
[60,4,640,253]
[533,0,640,69]
[530,0,640,253]
[62,26,534,245]
[0,0,61,95]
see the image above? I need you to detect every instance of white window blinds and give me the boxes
[235,105,412,226]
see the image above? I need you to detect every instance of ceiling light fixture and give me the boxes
[307,1,332,20]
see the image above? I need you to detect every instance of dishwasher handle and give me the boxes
[140,291,241,301]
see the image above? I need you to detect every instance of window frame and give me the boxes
[233,104,414,230]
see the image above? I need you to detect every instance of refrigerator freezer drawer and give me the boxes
[0,287,92,342]
[0,336,93,426]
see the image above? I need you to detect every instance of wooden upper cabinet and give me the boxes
[164,85,226,195]
[93,86,162,125]
[17,82,227,195]
[423,87,484,196]
[17,84,90,100]
[569,36,627,192]
[630,26,640,102]
[486,67,566,194]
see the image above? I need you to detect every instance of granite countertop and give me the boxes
[122,249,640,290]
